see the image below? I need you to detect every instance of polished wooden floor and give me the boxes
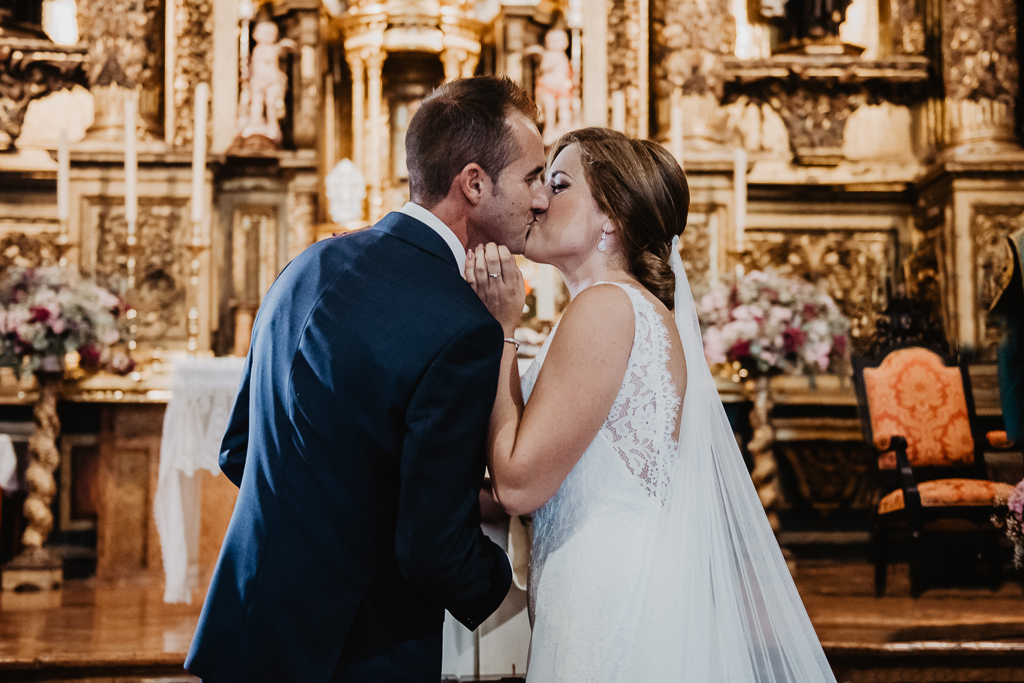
[0,561,1019,682]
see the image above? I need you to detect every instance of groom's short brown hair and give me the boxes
[406,76,538,206]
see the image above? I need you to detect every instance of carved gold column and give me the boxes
[941,0,1019,152]
[607,0,648,138]
[365,50,384,222]
[652,0,733,150]
[348,53,365,177]
[77,0,163,143]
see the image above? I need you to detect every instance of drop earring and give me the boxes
[597,233,607,252]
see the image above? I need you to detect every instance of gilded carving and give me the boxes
[169,0,212,148]
[0,41,85,149]
[77,0,163,139]
[888,0,925,54]
[767,85,863,164]
[777,442,874,512]
[93,201,188,342]
[678,203,718,289]
[902,232,945,330]
[607,0,644,137]
[942,0,1018,104]
[742,230,894,351]
[972,205,1024,359]
[651,0,734,100]
[77,0,161,89]
[286,185,316,263]
[0,232,59,269]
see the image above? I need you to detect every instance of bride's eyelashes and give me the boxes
[550,182,569,194]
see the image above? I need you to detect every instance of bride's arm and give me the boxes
[468,245,634,516]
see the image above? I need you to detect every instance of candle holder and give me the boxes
[123,217,139,354]
[53,224,75,269]
[186,222,210,356]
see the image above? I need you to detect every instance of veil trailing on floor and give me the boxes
[633,237,836,682]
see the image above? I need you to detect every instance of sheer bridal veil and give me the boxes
[633,237,836,682]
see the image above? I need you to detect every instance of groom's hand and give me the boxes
[466,243,525,335]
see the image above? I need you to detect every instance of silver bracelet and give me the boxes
[503,337,520,351]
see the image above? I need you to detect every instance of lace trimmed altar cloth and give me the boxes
[154,356,246,604]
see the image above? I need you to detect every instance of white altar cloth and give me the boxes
[154,356,246,604]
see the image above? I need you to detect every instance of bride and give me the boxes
[466,128,837,682]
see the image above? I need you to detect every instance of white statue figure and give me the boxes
[325,159,367,226]
[237,20,296,145]
[526,28,576,146]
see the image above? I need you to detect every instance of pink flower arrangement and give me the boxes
[0,267,134,377]
[998,479,1024,569]
[697,270,850,376]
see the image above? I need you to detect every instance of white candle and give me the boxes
[670,87,684,167]
[57,129,69,228]
[611,91,626,132]
[124,96,137,228]
[536,263,556,321]
[733,146,747,252]
[191,83,209,228]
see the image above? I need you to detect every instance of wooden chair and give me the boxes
[852,345,1017,597]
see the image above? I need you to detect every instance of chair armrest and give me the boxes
[986,430,1016,449]
[876,435,923,531]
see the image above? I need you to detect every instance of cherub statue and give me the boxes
[237,20,296,145]
[526,28,576,146]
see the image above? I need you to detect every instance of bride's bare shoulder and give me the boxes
[549,283,634,352]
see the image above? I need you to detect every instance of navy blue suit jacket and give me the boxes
[185,212,513,682]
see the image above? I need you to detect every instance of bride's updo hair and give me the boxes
[548,128,690,309]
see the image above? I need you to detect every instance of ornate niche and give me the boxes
[90,199,189,343]
[724,56,929,165]
[972,205,1024,359]
[741,229,897,351]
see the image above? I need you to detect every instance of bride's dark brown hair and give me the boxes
[548,128,690,309]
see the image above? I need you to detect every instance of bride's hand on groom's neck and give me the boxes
[466,242,525,336]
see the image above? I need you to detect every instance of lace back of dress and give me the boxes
[631,238,837,682]
[597,283,680,500]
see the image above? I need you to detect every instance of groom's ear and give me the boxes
[456,163,490,206]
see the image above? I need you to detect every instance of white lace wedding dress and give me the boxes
[523,282,679,682]
[520,243,837,683]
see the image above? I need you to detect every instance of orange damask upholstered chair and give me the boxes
[852,346,1016,597]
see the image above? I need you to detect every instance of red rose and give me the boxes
[29,307,50,323]
[783,327,807,354]
[832,334,847,355]
[78,345,101,369]
[729,339,751,361]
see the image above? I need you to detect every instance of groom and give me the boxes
[186,77,548,683]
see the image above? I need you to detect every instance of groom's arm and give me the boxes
[394,316,512,631]
[219,351,253,488]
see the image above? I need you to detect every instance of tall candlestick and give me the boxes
[57,129,69,229]
[124,96,138,229]
[733,145,747,253]
[191,83,209,228]
[708,212,719,284]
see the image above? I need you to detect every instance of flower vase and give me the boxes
[1,373,63,593]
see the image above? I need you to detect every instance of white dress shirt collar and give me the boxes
[398,202,466,273]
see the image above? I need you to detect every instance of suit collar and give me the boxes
[373,212,461,273]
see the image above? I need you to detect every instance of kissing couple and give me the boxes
[185,77,836,683]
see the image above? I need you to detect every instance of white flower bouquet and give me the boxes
[697,270,850,376]
[0,267,134,377]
